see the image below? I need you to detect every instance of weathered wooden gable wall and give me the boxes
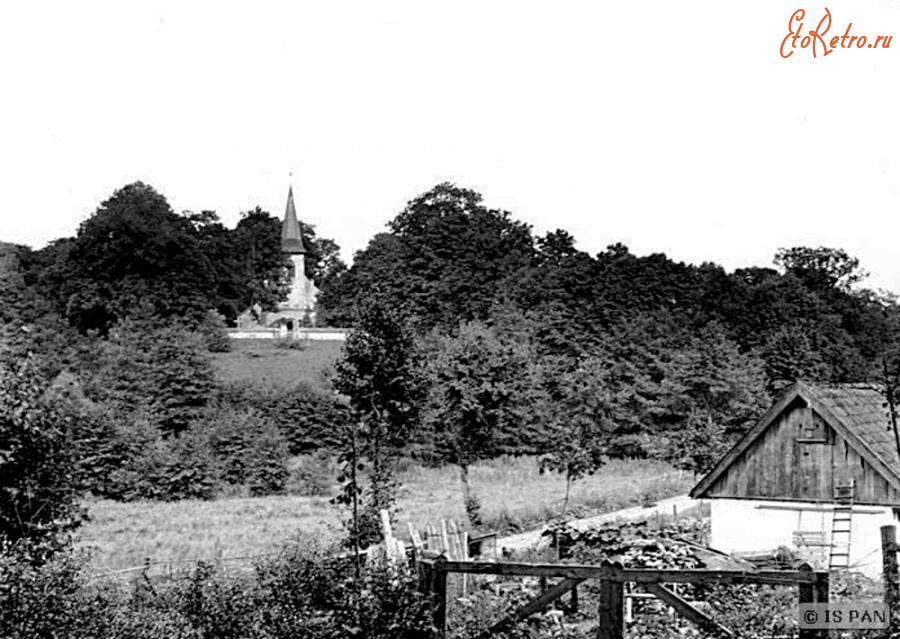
[705,398,900,505]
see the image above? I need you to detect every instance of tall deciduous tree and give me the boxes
[423,322,546,525]
[654,323,770,472]
[321,183,536,330]
[57,182,215,333]
[231,207,291,317]
[774,246,867,293]
[318,233,405,327]
[0,242,92,379]
[333,294,424,544]
[183,209,247,322]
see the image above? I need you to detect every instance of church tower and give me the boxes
[272,186,318,327]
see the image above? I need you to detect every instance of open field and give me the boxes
[210,338,344,391]
[76,457,695,579]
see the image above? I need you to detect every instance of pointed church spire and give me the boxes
[281,185,307,254]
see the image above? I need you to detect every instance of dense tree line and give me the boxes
[325,183,900,523]
[24,182,344,333]
[4,178,900,548]
[325,182,898,392]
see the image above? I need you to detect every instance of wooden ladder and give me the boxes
[829,480,855,570]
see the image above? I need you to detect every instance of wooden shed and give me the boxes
[690,381,900,576]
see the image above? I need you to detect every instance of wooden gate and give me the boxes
[417,556,829,639]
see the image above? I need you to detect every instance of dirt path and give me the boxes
[496,494,699,553]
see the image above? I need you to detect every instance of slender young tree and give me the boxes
[539,357,611,515]
[333,293,424,545]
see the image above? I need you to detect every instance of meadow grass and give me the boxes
[209,338,344,391]
[77,456,695,579]
[399,456,693,532]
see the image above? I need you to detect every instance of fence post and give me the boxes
[417,558,432,594]
[598,579,624,639]
[882,525,898,634]
[432,557,448,638]
[798,564,827,639]
[815,570,829,608]
[417,558,447,638]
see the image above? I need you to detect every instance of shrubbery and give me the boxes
[0,537,434,639]
[78,407,293,501]
[86,314,216,437]
[200,310,231,353]
[0,359,83,559]
[0,545,113,639]
[103,416,219,501]
[199,407,290,496]
[214,380,349,454]
[288,451,336,496]
[44,316,351,502]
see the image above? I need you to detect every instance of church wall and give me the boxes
[284,254,318,311]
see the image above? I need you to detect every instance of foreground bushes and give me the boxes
[0,538,434,639]
[0,361,83,556]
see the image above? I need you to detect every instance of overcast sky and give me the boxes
[2,2,899,291]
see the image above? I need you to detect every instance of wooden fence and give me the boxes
[417,556,829,639]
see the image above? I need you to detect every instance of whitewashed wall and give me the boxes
[226,328,347,341]
[709,498,898,578]
[284,254,318,310]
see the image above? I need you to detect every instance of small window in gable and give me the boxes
[798,409,830,443]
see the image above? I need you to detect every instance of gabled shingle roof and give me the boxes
[809,383,900,475]
[691,381,900,498]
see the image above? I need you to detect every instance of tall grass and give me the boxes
[77,457,694,579]
[398,456,692,533]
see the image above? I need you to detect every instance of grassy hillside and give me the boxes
[77,457,694,580]
[210,338,344,391]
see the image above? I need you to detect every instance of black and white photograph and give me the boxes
[1,2,899,637]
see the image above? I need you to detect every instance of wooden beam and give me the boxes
[815,571,828,605]
[432,564,447,638]
[798,564,827,639]
[644,583,733,638]
[418,557,448,638]
[755,503,886,514]
[476,578,584,639]
[419,559,821,584]
[882,525,898,616]
[598,580,624,639]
